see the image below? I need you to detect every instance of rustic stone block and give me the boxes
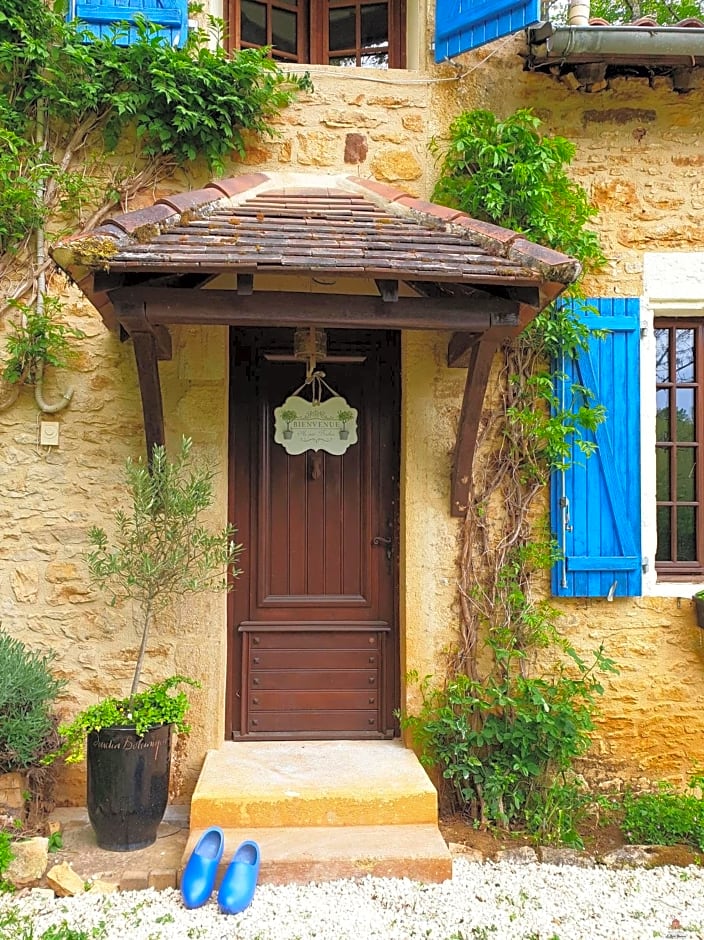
[9,567,39,602]
[119,870,149,891]
[370,149,422,183]
[8,838,49,886]
[0,772,26,813]
[296,132,338,167]
[46,861,86,896]
[148,868,177,890]
[344,134,368,164]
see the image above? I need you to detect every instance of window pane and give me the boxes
[676,447,696,502]
[656,446,670,501]
[329,7,356,50]
[676,388,695,441]
[655,328,670,383]
[675,328,695,382]
[677,506,697,561]
[329,54,356,65]
[656,506,671,561]
[241,0,266,45]
[360,50,388,66]
[655,389,670,441]
[361,3,387,46]
[272,7,297,54]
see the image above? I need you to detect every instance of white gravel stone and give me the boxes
[2,858,703,939]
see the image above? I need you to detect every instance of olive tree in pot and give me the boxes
[59,437,242,852]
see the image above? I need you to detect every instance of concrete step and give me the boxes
[181,824,453,885]
[189,740,439,829]
[184,740,452,884]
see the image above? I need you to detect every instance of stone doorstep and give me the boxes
[189,740,440,830]
[180,824,453,886]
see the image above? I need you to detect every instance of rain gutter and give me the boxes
[527,23,704,65]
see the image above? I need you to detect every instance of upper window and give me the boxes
[654,320,704,577]
[226,0,406,67]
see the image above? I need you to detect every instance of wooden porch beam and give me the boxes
[108,287,521,332]
[447,332,481,368]
[449,284,569,516]
[131,331,166,460]
[451,328,516,517]
[112,297,166,459]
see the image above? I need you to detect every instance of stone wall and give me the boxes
[2,21,704,802]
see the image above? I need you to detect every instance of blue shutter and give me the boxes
[68,0,188,47]
[435,0,540,61]
[551,298,642,598]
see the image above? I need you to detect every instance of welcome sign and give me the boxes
[274,395,358,455]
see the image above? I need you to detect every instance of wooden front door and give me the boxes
[227,328,400,739]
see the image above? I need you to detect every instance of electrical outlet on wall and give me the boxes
[39,421,60,447]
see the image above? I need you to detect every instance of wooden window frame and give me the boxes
[227,0,406,68]
[654,318,704,579]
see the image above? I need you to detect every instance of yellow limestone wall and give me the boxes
[2,19,704,802]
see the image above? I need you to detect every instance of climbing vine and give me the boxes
[402,110,616,840]
[0,0,311,398]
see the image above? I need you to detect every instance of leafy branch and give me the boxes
[87,436,243,697]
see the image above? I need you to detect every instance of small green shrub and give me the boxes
[523,779,611,848]
[623,775,704,851]
[402,646,617,834]
[0,630,65,773]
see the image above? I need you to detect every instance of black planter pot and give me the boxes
[86,724,172,852]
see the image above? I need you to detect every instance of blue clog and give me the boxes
[180,826,225,909]
[217,839,261,915]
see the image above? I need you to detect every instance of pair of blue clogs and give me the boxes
[181,827,260,914]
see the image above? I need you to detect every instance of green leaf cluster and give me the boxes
[623,774,704,850]
[86,435,242,696]
[402,647,617,832]
[431,109,605,272]
[2,296,85,385]
[0,0,312,258]
[58,675,199,764]
[0,831,13,879]
[0,630,66,773]
[588,0,704,23]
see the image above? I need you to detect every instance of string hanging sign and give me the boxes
[274,328,358,456]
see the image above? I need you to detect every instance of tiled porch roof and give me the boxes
[50,172,581,517]
[52,172,580,314]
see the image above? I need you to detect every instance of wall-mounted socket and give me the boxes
[39,421,60,447]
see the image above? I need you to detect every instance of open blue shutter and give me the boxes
[551,298,642,598]
[435,0,540,61]
[69,0,188,47]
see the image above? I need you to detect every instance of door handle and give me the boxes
[372,535,393,562]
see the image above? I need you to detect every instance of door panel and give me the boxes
[227,328,399,738]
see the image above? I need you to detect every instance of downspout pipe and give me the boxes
[567,0,590,26]
[34,101,74,415]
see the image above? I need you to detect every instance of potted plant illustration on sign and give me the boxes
[280,408,297,439]
[58,437,242,852]
[337,409,353,440]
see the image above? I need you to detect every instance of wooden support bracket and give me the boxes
[131,331,166,460]
[451,327,516,517]
[375,279,399,302]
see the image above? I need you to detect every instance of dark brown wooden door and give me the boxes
[227,328,399,738]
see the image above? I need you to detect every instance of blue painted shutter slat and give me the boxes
[551,298,642,598]
[435,0,540,61]
[70,0,188,47]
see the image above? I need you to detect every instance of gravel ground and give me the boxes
[2,858,703,940]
